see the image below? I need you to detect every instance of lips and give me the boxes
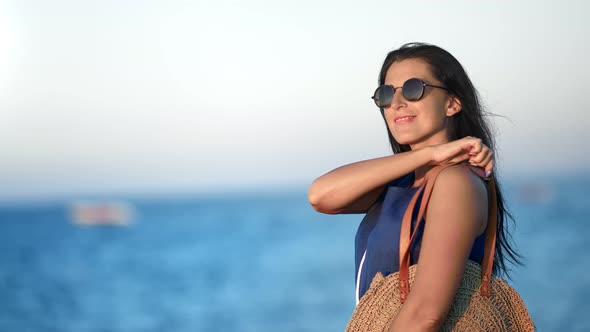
[394,115,416,124]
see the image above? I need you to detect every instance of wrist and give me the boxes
[413,146,434,166]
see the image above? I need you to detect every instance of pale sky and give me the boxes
[1,0,589,201]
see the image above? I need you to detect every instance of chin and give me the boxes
[391,133,419,146]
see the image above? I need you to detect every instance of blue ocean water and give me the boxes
[0,174,589,332]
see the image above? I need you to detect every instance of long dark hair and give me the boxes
[378,42,523,278]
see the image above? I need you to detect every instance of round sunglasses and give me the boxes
[371,78,450,108]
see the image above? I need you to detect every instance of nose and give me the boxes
[389,87,407,111]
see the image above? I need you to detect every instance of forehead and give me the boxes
[384,58,436,85]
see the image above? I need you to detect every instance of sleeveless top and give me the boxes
[354,172,487,303]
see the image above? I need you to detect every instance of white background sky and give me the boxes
[1,0,589,201]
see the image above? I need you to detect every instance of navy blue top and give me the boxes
[354,172,486,301]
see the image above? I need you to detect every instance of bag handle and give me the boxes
[398,164,497,303]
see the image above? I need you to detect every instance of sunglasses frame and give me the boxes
[371,78,451,108]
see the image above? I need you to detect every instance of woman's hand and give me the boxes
[427,136,494,178]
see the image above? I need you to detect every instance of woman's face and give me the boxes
[383,58,460,150]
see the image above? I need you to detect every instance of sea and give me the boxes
[0,174,589,332]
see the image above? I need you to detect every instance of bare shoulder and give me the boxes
[406,164,490,321]
[435,164,488,200]
[428,164,488,234]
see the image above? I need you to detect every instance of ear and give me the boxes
[445,96,462,116]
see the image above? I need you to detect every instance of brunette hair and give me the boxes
[378,42,523,278]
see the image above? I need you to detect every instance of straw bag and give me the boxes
[345,164,535,332]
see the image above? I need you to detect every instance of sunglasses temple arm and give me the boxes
[426,83,450,91]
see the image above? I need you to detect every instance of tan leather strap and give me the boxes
[398,164,451,302]
[398,164,496,303]
[479,174,496,296]
[398,183,426,301]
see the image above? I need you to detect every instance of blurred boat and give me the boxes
[69,201,135,226]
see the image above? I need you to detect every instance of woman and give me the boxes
[308,42,522,331]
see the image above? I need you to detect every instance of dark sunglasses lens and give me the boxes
[403,78,424,101]
[372,85,393,108]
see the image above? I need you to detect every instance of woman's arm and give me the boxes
[308,136,493,215]
[308,148,433,214]
[387,165,489,331]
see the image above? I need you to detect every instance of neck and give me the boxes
[409,130,449,151]
[409,133,450,187]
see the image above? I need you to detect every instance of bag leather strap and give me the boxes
[398,163,496,303]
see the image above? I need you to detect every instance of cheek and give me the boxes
[382,101,448,139]
[382,112,399,134]
[423,101,448,126]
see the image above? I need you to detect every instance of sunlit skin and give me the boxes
[384,59,488,331]
[382,58,463,183]
[308,56,495,332]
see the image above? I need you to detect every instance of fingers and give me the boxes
[449,153,472,165]
[469,148,492,164]
[463,136,494,178]
[459,137,479,152]
[480,151,494,168]
[472,159,494,180]
[464,136,483,154]
[433,137,493,170]
[484,160,494,178]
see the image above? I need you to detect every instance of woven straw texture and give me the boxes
[345,260,535,332]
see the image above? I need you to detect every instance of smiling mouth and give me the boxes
[394,116,416,124]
